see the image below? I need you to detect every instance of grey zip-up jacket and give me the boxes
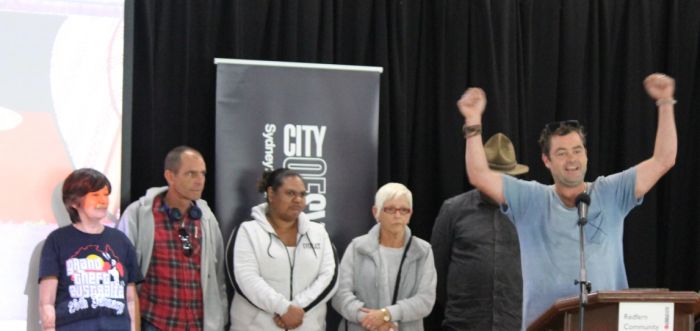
[332,224,437,331]
[229,203,338,331]
[117,186,228,331]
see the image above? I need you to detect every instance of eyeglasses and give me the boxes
[382,207,411,215]
[544,120,581,133]
[283,190,308,199]
[178,228,193,257]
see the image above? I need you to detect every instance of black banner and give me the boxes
[214,59,381,255]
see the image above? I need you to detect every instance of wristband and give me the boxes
[656,98,677,106]
[462,124,482,138]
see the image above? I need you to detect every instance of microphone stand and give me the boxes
[574,214,591,331]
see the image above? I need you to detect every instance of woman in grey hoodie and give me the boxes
[332,183,436,331]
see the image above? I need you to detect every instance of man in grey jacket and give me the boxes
[117,146,228,331]
[431,133,526,331]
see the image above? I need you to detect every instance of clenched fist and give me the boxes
[643,73,675,101]
[457,87,487,120]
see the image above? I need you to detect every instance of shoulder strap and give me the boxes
[391,235,413,305]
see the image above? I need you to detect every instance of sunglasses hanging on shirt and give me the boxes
[178,228,193,257]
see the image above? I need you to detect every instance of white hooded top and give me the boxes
[229,202,338,331]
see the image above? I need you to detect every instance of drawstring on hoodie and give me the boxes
[305,234,318,258]
[253,202,324,260]
[266,233,275,258]
[266,232,318,259]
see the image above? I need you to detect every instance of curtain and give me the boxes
[127,0,700,328]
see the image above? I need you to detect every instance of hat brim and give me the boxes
[496,164,529,176]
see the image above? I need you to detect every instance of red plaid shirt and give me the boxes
[139,195,204,331]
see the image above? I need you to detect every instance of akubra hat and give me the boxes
[484,133,529,176]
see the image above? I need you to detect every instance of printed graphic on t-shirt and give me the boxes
[65,244,127,315]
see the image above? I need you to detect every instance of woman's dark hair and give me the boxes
[62,168,111,223]
[256,168,304,196]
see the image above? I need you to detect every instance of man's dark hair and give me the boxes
[62,168,111,224]
[538,121,587,156]
[164,145,203,173]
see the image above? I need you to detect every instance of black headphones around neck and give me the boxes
[160,195,202,222]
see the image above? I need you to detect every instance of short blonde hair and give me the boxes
[373,182,413,219]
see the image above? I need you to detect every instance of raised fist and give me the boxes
[457,87,487,120]
[643,73,675,101]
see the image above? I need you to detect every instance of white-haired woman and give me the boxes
[332,183,436,331]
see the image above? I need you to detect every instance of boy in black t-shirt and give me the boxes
[38,168,142,331]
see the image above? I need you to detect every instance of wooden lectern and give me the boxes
[528,289,700,331]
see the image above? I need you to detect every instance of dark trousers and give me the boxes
[141,319,161,331]
[142,318,196,331]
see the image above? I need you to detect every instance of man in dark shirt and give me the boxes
[431,133,527,331]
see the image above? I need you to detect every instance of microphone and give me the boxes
[575,192,591,225]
